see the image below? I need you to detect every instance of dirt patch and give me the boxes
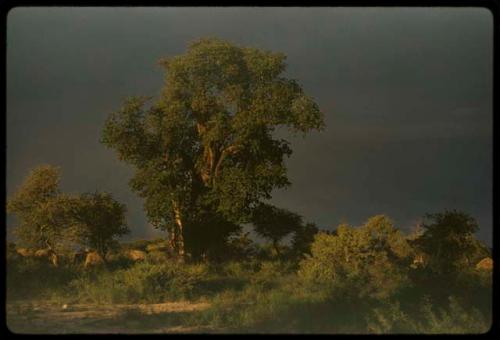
[6,301,215,334]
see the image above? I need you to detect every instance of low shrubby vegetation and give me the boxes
[7,211,492,333]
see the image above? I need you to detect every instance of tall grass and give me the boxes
[7,254,492,333]
[66,261,212,304]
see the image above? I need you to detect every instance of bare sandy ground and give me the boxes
[6,300,217,334]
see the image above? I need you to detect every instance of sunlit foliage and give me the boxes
[102,37,324,259]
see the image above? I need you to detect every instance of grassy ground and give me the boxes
[6,254,492,334]
[7,300,216,334]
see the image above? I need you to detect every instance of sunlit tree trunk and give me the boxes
[172,201,186,261]
[168,226,177,254]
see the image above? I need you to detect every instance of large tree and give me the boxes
[102,38,324,260]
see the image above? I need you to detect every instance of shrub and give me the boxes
[416,296,491,334]
[250,261,294,289]
[67,261,211,304]
[298,216,412,300]
[7,256,78,301]
[121,239,151,251]
[366,296,491,334]
[145,250,171,264]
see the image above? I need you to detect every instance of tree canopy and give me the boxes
[7,165,129,258]
[101,37,324,259]
[410,210,489,278]
[252,203,303,257]
[6,165,75,252]
[291,222,320,259]
[71,192,129,259]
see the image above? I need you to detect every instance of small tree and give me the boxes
[410,210,486,277]
[409,210,491,301]
[251,203,303,258]
[291,222,319,259]
[7,165,76,253]
[72,192,129,260]
[226,231,257,261]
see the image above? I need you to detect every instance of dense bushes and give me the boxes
[298,216,412,300]
[67,261,211,304]
[6,255,79,301]
[366,297,491,334]
[183,214,492,333]
[6,211,492,333]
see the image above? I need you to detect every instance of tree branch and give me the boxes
[213,144,241,181]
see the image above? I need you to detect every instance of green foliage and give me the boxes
[183,211,242,260]
[250,261,294,289]
[68,261,211,304]
[298,215,412,300]
[7,256,79,301]
[145,250,171,265]
[145,238,170,252]
[101,37,324,258]
[224,231,258,261]
[251,203,302,257]
[122,239,153,251]
[291,222,319,260]
[6,211,491,334]
[71,192,129,258]
[411,210,484,278]
[366,296,490,334]
[415,296,491,334]
[7,165,130,258]
[408,210,492,304]
[6,165,77,252]
[189,271,295,332]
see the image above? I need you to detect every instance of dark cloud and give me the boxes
[7,7,493,244]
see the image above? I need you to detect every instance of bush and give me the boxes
[145,250,171,264]
[121,239,151,251]
[416,296,491,334]
[366,296,491,334]
[298,216,412,300]
[105,252,135,270]
[67,261,211,304]
[250,261,294,289]
[7,256,79,301]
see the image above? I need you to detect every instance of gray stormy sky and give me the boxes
[6,7,493,245]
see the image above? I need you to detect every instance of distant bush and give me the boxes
[121,239,151,251]
[224,232,258,261]
[145,250,171,264]
[105,252,135,270]
[250,261,294,289]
